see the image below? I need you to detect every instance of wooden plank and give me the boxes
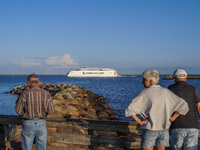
[4,141,21,149]
[49,132,141,149]
[4,141,88,150]
[32,144,88,150]
[46,118,141,134]
[46,117,137,126]
[50,132,90,145]
[1,115,200,150]
[0,115,23,125]
[0,115,137,127]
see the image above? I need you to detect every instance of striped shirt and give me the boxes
[15,85,54,120]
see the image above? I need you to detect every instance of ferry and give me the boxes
[67,67,118,77]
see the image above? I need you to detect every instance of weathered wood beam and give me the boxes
[49,132,141,149]
[0,115,23,125]
[46,117,141,134]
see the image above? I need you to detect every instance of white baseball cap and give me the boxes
[173,69,187,78]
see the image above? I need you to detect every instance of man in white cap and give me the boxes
[168,69,200,150]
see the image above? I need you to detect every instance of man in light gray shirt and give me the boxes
[125,69,189,150]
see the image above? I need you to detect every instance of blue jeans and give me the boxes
[22,119,47,150]
[141,129,170,148]
[171,128,199,150]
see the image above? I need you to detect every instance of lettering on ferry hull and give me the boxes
[67,68,118,77]
[83,72,105,74]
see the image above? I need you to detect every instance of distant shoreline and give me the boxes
[0,74,66,76]
[163,75,200,80]
[1,74,200,77]
[0,74,149,76]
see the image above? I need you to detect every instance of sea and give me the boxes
[1,75,200,122]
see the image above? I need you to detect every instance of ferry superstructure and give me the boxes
[67,68,118,77]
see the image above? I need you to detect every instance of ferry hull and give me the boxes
[67,69,118,77]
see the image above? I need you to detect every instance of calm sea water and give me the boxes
[1,76,200,122]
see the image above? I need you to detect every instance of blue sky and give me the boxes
[0,0,199,74]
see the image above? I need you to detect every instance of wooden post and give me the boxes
[0,124,9,141]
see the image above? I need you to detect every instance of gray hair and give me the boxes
[27,74,40,84]
[142,69,159,85]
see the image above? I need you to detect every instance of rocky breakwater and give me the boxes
[10,83,118,120]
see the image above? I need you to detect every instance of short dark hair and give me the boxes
[27,74,39,83]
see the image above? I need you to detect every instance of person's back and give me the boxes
[168,81,198,129]
[131,85,189,131]
[15,74,54,150]
[168,69,200,150]
[17,87,54,120]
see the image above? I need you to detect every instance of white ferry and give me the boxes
[67,67,118,77]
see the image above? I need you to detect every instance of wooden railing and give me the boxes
[0,115,199,150]
[0,115,142,150]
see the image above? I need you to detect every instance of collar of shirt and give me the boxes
[30,85,40,89]
[149,85,161,88]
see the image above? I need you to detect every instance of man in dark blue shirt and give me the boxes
[168,69,200,150]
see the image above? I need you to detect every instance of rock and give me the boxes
[47,111,63,118]
[109,114,119,120]
[53,93,65,100]
[64,99,80,107]
[53,99,65,106]
[104,108,114,115]
[93,103,105,112]
[9,125,22,142]
[79,110,98,119]
[54,105,79,117]
[65,105,79,117]
[97,111,109,120]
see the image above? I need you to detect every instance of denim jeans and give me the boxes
[171,128,199,150]
[22,119,47,150]
[141,129,170,148]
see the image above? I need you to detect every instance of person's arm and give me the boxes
[196,103,200,117]
[169,112,180,122]
[15,93,25,116]
[195,88,200,103]
[131,115,148,125]
[45,92,54,116]
[194,89,200,117]
[168,90,189,116]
